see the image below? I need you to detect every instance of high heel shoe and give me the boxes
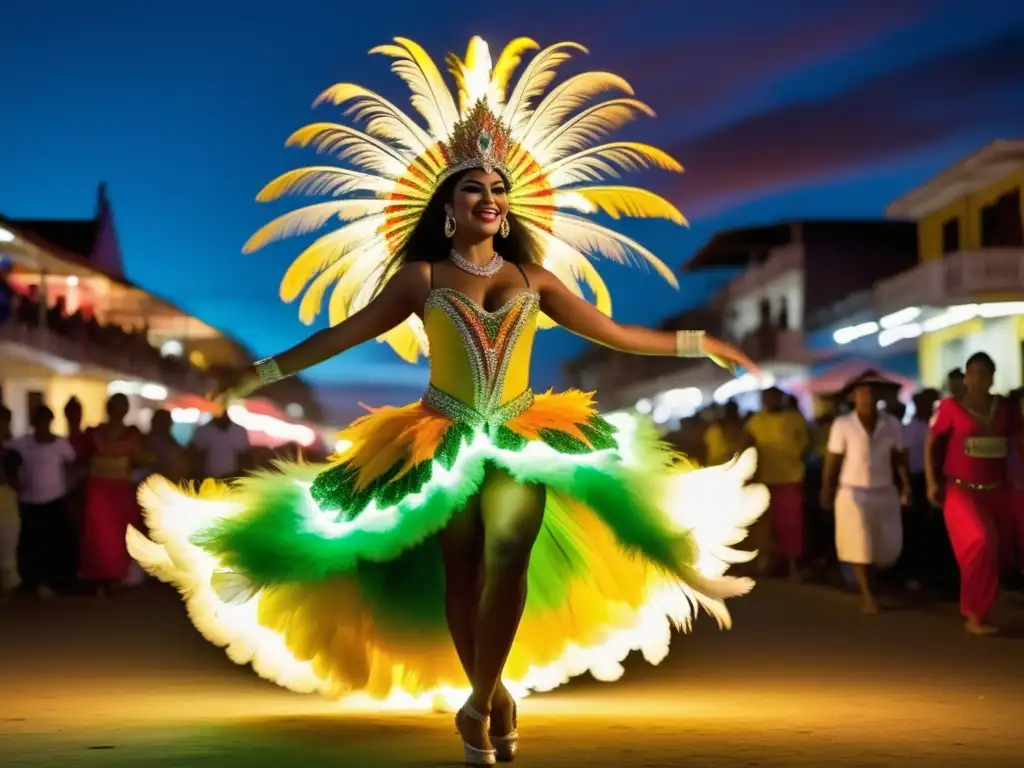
[489,700,518,762]
[456,704,497,765]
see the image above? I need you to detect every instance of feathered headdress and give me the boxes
[244,37,687,362]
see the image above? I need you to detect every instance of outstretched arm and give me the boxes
[530,265,758,372]
[223,263,427,399]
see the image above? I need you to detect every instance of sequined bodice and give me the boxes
[423,288,540,429]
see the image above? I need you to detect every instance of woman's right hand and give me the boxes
[926,482,944,508]
[208,367,262,411]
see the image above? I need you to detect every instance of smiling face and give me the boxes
[445,169,509,241]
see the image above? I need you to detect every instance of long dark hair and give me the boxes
[379,170,542,286]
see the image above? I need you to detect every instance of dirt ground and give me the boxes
[2,581,1023,767]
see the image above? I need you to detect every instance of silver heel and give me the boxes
[490,700,518,762]
[456,704,496,766]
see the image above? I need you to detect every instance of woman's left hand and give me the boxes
[703,335,762,379]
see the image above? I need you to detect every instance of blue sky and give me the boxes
[2,0,1023,415]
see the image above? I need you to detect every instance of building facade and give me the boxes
[564,219,920,425]
[823,140,1024,393]
[0,185,326,446]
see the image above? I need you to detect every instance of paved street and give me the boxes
[2,581,1023,767]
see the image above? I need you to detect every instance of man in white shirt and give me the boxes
[6,404,77,597]
[190,413,252,480]
[821,371,912,614]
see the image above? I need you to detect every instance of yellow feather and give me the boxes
[491,38,540,106]
[256,167,396,202]
[448,36,493,114]
[522,223,613,329]
[243,200,389,254]
[502,42,587,133]
[278,218,383,303]
[526,99,655,165]
[549,212,680,288]
[541,142,683,187]
[313,83,436,158]
[517,73,634,149]
[281,204,423,308]
[286,122,414,181]
[567,186,688,225]
[314,244,390,325]
[373,38,459,141]
[298,237,385,324]
[377,317,429,363]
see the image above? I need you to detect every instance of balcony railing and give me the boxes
[0,314,216,396]
[738,327,807,363]
[874,248,1024,313]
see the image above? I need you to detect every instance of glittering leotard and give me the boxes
[421,265,540,433]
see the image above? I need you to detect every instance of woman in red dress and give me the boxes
[925,352,1021,634]
[79,394,147,595]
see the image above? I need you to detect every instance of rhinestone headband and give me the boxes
[438,99,512,187]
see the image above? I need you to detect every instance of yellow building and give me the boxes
[880,139,1024,392]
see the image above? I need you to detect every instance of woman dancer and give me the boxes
[128,37,767,764]
[926,352,1022,634]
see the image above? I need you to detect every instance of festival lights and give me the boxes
[108,379,168,401]
[712,372,776,404]
[834,303,1024,350]
[878,302,1024,346]
[833,322,879,345]
[227,404,316,447]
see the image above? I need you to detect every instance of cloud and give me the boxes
[665,27,1024,215]
[609,1,932,117]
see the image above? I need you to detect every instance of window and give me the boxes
[777,296,790,330]
[941,217,960,254]
[980,188,1023,248]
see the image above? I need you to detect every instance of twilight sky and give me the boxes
[2,1,1023,415]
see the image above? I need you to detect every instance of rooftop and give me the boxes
[886,139,1024,220]
[682,219,912,272]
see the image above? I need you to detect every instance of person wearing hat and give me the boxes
[745,386,811,578]
[821,370,911,613]
[926,352,1021,635]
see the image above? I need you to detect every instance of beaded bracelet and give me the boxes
[253,357,285,385]
[674,330,706,358]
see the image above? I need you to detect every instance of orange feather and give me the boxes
[332,402,452,491]
[506,388,599,445]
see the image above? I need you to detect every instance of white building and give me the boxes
[565,220,919,427]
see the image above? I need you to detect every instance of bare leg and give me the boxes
[851,564,879,613]
[437,496,483,681]
[459,466,545,749]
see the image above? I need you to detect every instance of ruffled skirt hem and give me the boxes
[128,404,766,706]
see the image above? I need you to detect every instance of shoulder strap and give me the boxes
[513,262,530,288]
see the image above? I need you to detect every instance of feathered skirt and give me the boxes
[127,389,766,706]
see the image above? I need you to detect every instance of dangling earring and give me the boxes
[499,217,510,238]
[444,214,457,238]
